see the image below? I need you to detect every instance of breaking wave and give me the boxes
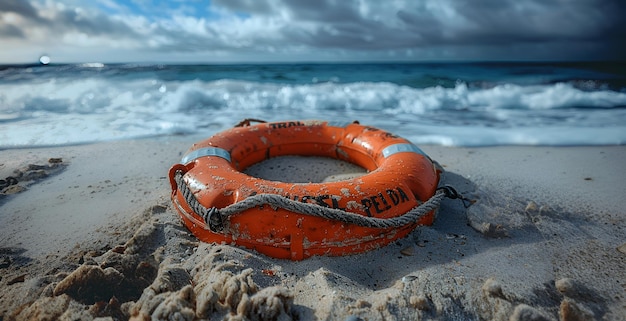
[1,69,625,147]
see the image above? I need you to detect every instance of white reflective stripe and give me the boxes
[382,143,427,158]
[181,147,231,164]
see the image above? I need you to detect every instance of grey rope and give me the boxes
[174,171,449,232]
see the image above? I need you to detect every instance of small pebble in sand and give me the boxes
[354,299,371,309]
[111,245,126,254]
[617,243,626,255]
[401,275,417,284]
[2,185,26,194]
[482,277,505,299]
[409,295,430,310]
[400,246,414,256]
[525,201,539,213]
[538,205,554,215]
[560,298,594,321]
[555,278,577,297]
[509,304,551,321]
[7,274,26,285]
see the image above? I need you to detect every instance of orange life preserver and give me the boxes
[169,120,441,260]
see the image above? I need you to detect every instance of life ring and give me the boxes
[169,120,441,260]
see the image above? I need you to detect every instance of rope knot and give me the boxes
[437,185,475,208]
[205,207,224,232]
[437,185,459,199]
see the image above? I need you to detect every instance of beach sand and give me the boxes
[1,138,624,320]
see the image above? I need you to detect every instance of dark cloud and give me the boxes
[278,1,402,50]
[51,9,137,37]
[0,0,39,19]
[3,0,625,62]
[451,1,608,43]
[0,23,24,38]
[285,0,364,23]
[0,0,40,40]
[212,0,275,15]
[0,1,141,45]
[277,0,626,59]
[452,0,626,59]
[396,9,445,44]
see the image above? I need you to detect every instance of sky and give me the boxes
[1,0,625,64]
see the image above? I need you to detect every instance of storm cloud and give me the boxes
[1,0,624,63]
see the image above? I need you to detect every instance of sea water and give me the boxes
[1,62,625,148]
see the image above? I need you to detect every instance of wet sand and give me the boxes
[1,139,624,320]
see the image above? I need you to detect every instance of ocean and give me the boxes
[1,62,625,148]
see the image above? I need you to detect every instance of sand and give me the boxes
[1,138,624,321]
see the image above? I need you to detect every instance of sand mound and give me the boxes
[6,202,296,321]
[128,247,292,320]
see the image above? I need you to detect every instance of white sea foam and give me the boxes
[1,78,625,148]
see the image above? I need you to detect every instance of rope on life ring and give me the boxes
[173,171,464,232]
